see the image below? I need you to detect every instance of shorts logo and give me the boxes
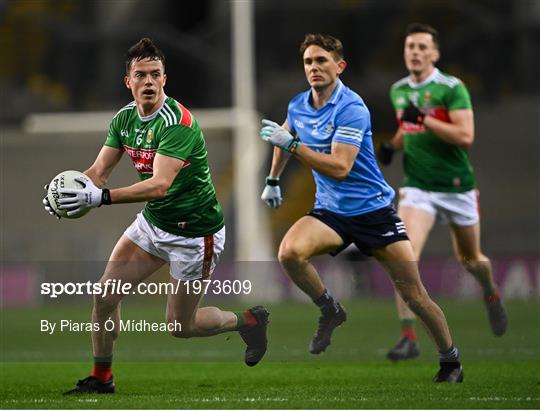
[381,231,394,237]
[395,222,407,234]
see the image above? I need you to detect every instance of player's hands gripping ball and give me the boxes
[43,170,110,219]
[260,119,301,153]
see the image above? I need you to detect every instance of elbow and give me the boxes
[332,165,352,181]
[459,133,474,148]
[154,181,171,199]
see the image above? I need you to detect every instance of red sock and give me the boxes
[92,358,113,382]
[243,310,258,327]
[485,291,500,304]
[402,325,417,341]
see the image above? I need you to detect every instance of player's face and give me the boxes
[125,58,167,114]
[303,45,346,91]
[404,33,440,77]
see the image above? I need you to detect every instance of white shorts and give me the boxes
[398,187,479,226]
[124,212,226,281]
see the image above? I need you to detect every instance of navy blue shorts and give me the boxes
[307,205,409,256]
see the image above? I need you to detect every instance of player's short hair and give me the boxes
[405,23,440,49]
[299,33,344,61]
[125,38,166,73]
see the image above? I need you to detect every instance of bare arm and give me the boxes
[84,146,124,188]
[387,128,405,150]
[267,120,293,178]
[295,141,358,181]
[423,108,474,147]
[109,153,184,204]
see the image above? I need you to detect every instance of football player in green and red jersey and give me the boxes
[378,23,507,361]
[43,38,269,394]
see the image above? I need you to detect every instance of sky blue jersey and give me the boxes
[286,80,394,216]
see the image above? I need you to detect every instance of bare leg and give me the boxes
[393,206,436,323]
[278,216,347,354]
[92,235,165,357]
[165,278,238,338]
[450,223,496,296]
[278,216,344,299]
[450,223,507,336]
[373,240,453,352]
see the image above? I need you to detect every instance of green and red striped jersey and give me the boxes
[105,96,224,237]
[390,68,475,192]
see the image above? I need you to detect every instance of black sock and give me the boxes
[313,289,339,315]
[439,345,460,364]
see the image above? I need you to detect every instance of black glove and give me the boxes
[377,143,395,166]
[401,102,425,124]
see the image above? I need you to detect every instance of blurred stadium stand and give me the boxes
[1,0,539,302]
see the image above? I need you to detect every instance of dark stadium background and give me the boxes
[1,0,539,409]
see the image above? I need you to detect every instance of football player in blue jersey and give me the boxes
[259,33,463,382]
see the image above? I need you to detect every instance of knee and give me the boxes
[93,293,121,315]
[278,241,306,266]
[457,254,490,272]
[396,283,430,312]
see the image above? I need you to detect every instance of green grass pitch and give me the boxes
[1,299,539,409]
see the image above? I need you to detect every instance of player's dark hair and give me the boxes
[300,33,344,61]
[405,23,439,49]
[125,38,166,73]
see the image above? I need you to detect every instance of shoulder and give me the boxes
[112,101,136,120]
[337,87,370,119]
[160,97,197,129]
[391,76,409,91]
[433,70,464,89]
[288,89,310,111]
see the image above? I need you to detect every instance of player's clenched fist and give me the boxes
[261,177,282,208]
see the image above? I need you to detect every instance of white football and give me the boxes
[46,170,91,219]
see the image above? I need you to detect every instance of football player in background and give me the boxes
[378,23,507,361]
[43,38,269,394]
[259,33,463,382]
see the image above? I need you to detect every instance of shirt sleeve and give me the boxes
[156,125,199,161]
[103,116,123,150]
[332,103,369,149]
[446,81,473,111]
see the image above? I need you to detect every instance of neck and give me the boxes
[410,66,435,84]
[311,80,338,110]
[138,94,165,117]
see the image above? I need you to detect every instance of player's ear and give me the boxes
[163,73,167,87]
[432,48,440,64]
[124,75,131,90]
[337,59,347,74]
